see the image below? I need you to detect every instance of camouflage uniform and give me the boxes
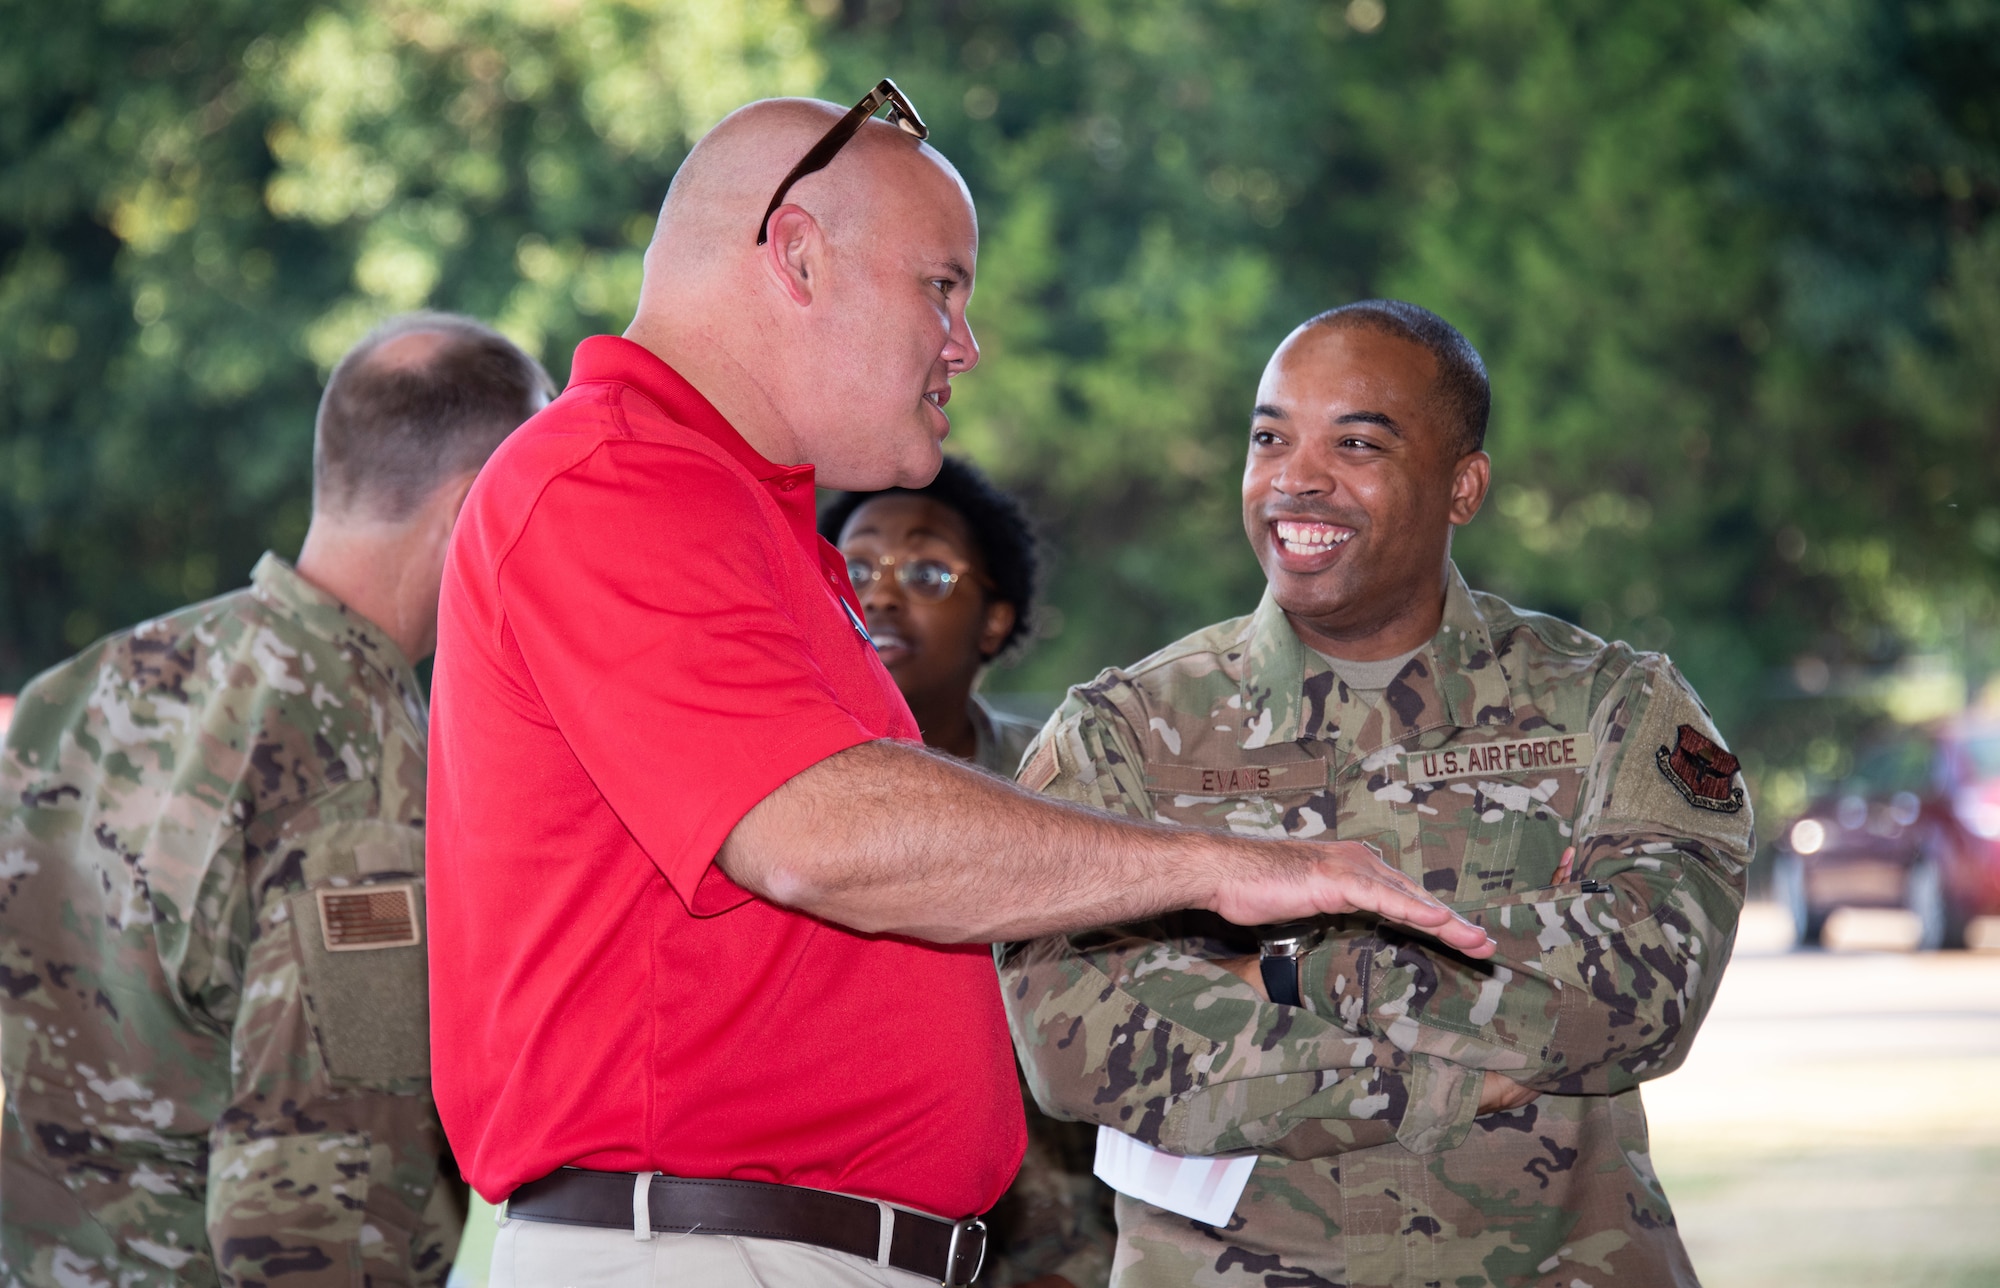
[1001,567,1752,1288]
[0,555,463,1287]
[972,696,1117,1288]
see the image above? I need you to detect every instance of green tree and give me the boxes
[819,0,1446,691]
[1730,0,2000,802]
[5,0,1997,828]
[823,0,1785,702]
[0,0,817,684]
[821,0,1999,828]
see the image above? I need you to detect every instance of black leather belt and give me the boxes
[507,1167,989,1285]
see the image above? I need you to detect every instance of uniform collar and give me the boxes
[250,553,424,716]
[1235,562,1511,750]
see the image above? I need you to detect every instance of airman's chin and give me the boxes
[1263,559,1354,618]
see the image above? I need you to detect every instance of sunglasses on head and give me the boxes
[757,78,928,246]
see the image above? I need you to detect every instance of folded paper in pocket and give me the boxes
[1092,1125,1258,1227]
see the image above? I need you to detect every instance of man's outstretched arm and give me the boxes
[719,737,1498,951]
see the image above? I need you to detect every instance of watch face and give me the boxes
[1260,927,1324,956]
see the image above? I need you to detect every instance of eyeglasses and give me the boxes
[846,553,980,603]
[757,78,929,246]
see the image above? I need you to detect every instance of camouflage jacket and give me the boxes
[974,695,1118,1288]
[0,555,462,1287]
[999,567,1752,1288]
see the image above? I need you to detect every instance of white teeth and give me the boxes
[1274,521,1351,553]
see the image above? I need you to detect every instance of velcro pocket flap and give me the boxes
[291,878,431,1085]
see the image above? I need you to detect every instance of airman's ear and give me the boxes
[977,599,1017,661]
[1448,451,1491,527]
[760,205,823,307]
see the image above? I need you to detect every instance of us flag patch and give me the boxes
[317,883,421,952]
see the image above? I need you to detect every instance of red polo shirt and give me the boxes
[427,336,1025,1216]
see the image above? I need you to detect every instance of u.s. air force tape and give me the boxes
[1403,733,1595,783]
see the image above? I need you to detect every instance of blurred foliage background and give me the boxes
[3,0,1998,843]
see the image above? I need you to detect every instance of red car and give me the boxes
[1771,718,2000,950]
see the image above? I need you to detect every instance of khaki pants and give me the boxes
[490,1215,941,1287]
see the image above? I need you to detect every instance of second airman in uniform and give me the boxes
[0,314,551,1286]
[1003,301,1752,1288]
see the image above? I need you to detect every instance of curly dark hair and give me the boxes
[817,457,1040,658]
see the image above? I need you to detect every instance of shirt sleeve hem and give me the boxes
[659,710,888,903]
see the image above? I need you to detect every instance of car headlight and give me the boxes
[1953,789,2000,840]
[1789,818,1827,855]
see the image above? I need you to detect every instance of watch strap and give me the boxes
[1260,953,1304,1008]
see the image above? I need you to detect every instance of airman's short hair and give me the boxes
[313,312,554,520]
[1308,300,1491,456]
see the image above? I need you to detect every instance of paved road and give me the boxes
[1647,903,2000,1288]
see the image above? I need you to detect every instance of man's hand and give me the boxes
[1477,1070,1538,1115]
[1209,839,1496,959]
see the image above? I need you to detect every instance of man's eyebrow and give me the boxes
[938,259,972,285]
[1336,410,1404,438]
[1251,403,1287,421]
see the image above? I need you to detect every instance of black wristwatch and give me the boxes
[1257,921,1324,1008]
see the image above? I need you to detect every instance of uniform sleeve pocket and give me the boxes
[288,879,431,1085]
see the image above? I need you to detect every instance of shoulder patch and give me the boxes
[1655,724,1745,814]
[1018,739,1059,793]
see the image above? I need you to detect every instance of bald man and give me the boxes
[0,313,551,1286]
[426,88,1495,1288]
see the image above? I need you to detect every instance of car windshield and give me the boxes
[1963,734,2000,780]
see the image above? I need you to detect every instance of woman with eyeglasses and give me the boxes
[819,457,1045,774]
[819,458,1112,1288]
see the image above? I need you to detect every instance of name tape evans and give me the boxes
[1404,733,1595,784]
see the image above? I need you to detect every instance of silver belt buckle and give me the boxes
[941,1215,988,1286]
